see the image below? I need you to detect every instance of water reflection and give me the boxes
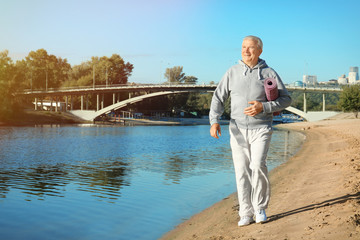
[0,165,68,200]
[267,128,305,170]
[164,155,189,184]
[284,130,289,162]
[0,160,131,202]
[75,160,131,200]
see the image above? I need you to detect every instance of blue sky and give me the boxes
[1,0,359,84]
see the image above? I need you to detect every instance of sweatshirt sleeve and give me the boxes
[262,72,292,114]
[209,71,230,125]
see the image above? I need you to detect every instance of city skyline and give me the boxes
[1,0,360,85]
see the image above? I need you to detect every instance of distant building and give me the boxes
[295,67,359,86]
[328,79,338,85]
[349,67,359,84]
[294,81,304,87]
[303,75,317,85]
[338,74,348,85]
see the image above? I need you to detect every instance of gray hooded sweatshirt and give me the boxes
[209,59,291,129]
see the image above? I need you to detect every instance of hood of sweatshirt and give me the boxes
[238,58,269,80]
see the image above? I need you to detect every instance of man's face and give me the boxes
[241,39,262,67]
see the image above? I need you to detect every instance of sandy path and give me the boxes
[161,116,360,240]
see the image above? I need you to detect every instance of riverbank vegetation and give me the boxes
[0,49,134,122]
[290,91,341,111]
[338,84,360,118]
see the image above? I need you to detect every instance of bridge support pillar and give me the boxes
[50,97,53,112]
[81,95,84,111]
[86,95,89,110]
[65,96,68,112]
[55,97,58,112]
[101,94,104,109]
[303,92,307,113]
[97,94,100,111]
[70,96,73,111]
[34,98,38,111]
[41,98,43,111]
[113,93,116,105]
[323,93,326,112]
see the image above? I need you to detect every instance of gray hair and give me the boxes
[243,35,263,50]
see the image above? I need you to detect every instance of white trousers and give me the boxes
[230,124,272,218]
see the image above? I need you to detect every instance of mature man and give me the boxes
[209,36,291,226]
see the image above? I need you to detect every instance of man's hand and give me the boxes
[244,101,263,117]
[210,123,221,139]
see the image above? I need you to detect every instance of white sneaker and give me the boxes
[255,209,267,223]
[238,216,254,227]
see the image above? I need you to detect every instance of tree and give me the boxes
[0,50,22,120]
[62,54,134,87]
[183,76,198,84]
[164,66,185,83]
[25,49,71,89]
[62,61,92,87]
[98,54,134,85]
[185,92,212,113]
[0,50,14,85]
[338,85,360,118]
[288,91,341,112]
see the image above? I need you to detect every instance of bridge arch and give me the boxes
[72,90,202,121]
[285,106,308,120]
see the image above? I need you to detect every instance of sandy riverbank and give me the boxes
[161,113,360,240]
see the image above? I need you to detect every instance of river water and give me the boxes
[0,124,304,240]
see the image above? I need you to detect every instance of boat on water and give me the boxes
[273,113,304,124]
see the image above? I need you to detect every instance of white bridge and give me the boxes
[22,84,343,122]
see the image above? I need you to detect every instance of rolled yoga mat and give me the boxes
[264,78,280,116]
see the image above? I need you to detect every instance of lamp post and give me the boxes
[167,63,172,86]
[27,62,33,91]
[45,69,48,91]
[93,64,95,89]
[30,70,33,91]
[106,66,108,87]
[42,57,49,91]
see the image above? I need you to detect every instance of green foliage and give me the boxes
[185,93,212,115]
[183,76,198,84]
[0,50,23,120]
[1,49,133,91]
[62,54,133,87]
[289,91,341,111]
[25,49,71,89]
[167,93,189,111]
[164,66,185,83]
[338,85,360,118]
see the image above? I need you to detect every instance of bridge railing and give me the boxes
[285,85,342,92]
[22,83,343,95]
[22,83,216,94]
[23,83,157,93]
